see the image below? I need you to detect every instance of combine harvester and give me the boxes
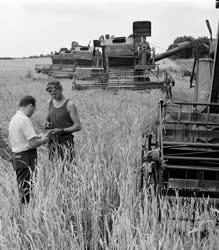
[51,41,98,79]
[74,21,192,91]
[35,41,101,79]
[141,2,219,204]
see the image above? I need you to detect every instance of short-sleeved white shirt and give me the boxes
[9,110,37,153]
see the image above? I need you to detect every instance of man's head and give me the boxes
[141,36,146,42]
[46,80,63,100]
[19,95,36,117]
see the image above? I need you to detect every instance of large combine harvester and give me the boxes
[141,2,219,202]
[74,21,192,91]
[35,41,101,79]
[51,41,97,79]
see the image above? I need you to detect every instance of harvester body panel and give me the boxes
[161,102,219,199]
[74,46,94,66]
[195,58,213,104]
[104,37,134,67]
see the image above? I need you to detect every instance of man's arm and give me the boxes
[65,101,81,133]
[22,118,48,148]
[45,99,52,129]
[28,135,48,148]
[45,113,51,129]
[171,78,175,86]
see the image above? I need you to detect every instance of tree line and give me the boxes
[167,36,210,59]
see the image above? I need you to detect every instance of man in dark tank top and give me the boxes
[45,80,81,161]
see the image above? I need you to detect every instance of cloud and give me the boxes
[21,2,115,18]
[20,0,214,22]
[0,0,217,57]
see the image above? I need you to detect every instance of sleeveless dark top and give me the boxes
[48,99,74,139]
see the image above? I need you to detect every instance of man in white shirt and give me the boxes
[9,95,48,204]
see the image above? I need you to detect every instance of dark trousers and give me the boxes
[165,85,172,99]
[12,148,37,204]
[48,135,75,162]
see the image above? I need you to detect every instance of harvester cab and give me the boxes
[132,21,162,86]
[133,21,155,73]
[141,2,219,203]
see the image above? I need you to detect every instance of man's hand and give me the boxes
[29,133,48,148]
[39,134,49,143]
[45,121,51,129]
[37,133,47,139]
[37,133,49,142]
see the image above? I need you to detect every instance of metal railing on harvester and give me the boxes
[141,100,219,200]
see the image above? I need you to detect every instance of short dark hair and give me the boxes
[46,80,62,91]
[19,95,36,107]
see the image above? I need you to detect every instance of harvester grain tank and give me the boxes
[141,2,219,202]
[103,36,134,67]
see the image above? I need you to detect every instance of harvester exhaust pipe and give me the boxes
[206,19,213,41]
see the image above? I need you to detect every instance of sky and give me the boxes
[0,0,218,57]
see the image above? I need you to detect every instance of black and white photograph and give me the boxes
[0,0,219,249]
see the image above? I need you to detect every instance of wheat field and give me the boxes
[0,58,218,249]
